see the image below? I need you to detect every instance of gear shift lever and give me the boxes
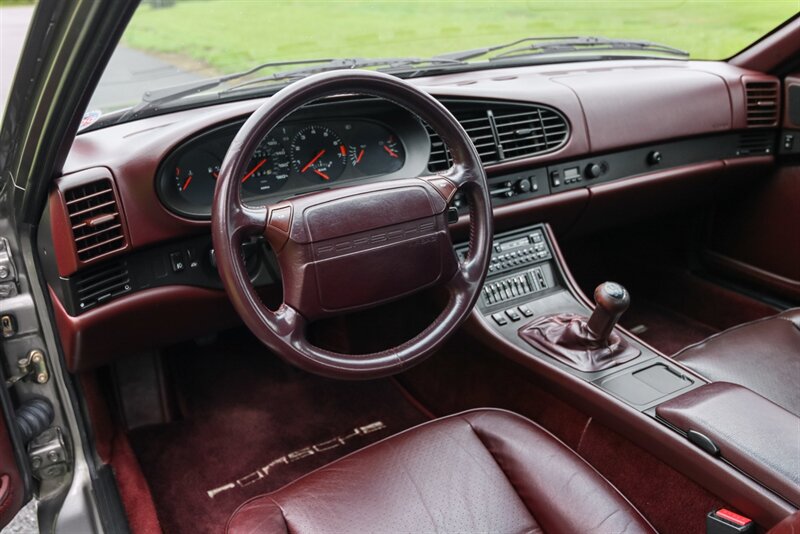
[518,281,640,372]
[586,282,630,342]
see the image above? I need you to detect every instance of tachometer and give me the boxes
[291,126,346,182]
[241,135,291,196]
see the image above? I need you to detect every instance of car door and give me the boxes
[0,1,138,531]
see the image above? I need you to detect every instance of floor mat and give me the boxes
[128,332,429,534]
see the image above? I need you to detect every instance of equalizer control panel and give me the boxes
[455,224,559,313]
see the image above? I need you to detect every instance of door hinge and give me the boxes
[0,237,18,299]
[28,427,70,480]
[5,349,50,387]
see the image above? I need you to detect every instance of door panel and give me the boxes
[705,164,800,302]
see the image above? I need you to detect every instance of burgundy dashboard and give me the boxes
[40,59,782,370]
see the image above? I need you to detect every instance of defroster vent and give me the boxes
[64,178,127,262]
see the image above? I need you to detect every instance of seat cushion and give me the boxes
[673,308,800,416]
[227,408,654,534]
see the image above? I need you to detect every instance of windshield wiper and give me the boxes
[115,56,466,123]
[487,36,688,61]
[217,56,466,95]
[434,36,688,63]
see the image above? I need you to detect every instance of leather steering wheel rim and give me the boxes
[212,70,492,379]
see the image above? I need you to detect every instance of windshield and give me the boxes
[86,0,798,121]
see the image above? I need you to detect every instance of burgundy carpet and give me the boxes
[621,300,719,355]
[128,332,429,534]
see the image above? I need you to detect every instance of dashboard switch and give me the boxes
[170,251,186,273]
[584,163,602,179]
[647,150,663,165]
[491,313,509,326]
[505,308,521,322]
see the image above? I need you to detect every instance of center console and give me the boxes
[454,223,798,525]
[456,223,701,412]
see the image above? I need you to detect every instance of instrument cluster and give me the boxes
[157,117,410,219]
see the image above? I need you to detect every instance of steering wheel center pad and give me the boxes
[266,176,459,319]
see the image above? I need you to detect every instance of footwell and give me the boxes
[127,331,429,534]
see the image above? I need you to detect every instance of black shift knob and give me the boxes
[586,282,630,342]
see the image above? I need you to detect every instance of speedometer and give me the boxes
[241,135,290,196]
[291,125,346,182]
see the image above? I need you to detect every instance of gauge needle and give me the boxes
[356,149,365,163]
[383,145,399,158]
[301,149,326,172]
[313,169,330,181]
[242,158,267,183]
[212,171,219,179]
[182,175,193,191]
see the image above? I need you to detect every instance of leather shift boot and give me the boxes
[518,313,640,372]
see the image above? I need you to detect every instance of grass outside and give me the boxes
[124,0,799,76]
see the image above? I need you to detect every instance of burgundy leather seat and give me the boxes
[227,409,655,533]
[673,308,800,417]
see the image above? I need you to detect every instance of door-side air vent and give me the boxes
[744,80,779,127]
[72,259,131,312]
[427,101,569,172]
[64,178,128,262]
[736,131,777,156]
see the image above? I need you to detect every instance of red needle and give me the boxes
[339,145,347,156]
[212,171,219,179]
[313,169,330,181]
[301,149,326,172]
[356,149,365,163]
[383,145,399,158]
[242,158,267,183]
[182,175,193,191]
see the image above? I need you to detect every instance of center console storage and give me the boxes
[657,383,800,507]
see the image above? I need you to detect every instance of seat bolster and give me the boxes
[226,496,287,534]
[463,410,655,534]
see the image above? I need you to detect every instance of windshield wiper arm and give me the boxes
[116,58,341,122]
[487,36,688,61]
[217,56,466,95]
[116,56,466,122]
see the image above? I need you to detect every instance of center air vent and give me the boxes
[64,178,128,262]
[427,101,569,172]
[72,259,131,312]
[744,80,779,127]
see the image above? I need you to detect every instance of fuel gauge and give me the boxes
[173,150,220,206]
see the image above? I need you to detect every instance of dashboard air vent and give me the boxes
[73,260,131,312]
[427,102,569,172]
[64,178,127,262]
[493,107,569,160]
[744,80,779,127]
[736,131,776,156]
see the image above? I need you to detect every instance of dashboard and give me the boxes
[42,59,784,371]
[156,101,431,218]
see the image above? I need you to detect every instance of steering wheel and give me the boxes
[212,70,492,379]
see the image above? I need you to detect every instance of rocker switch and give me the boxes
[170,251,186,273]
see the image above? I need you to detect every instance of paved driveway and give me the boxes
[1,4,202,117]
